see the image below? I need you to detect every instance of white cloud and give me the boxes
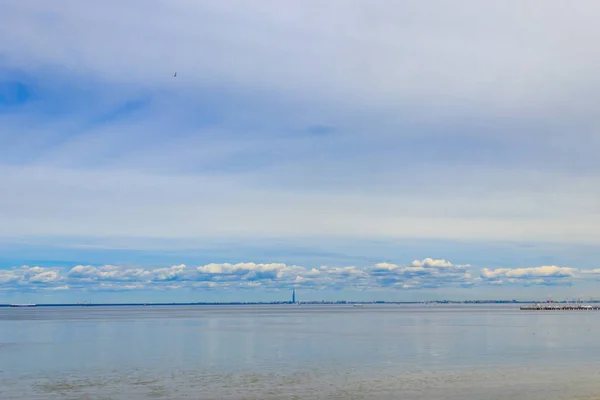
[44,285,70,291]
[370,258,471,289]
[28,270,60,283]
[5,259,600,293]
[97,282,146,291]
[196,262,303,283]
[69,265,151,281]
[481,266,575,279]
[0,258,477,292]
[480,266,577,286]
[0,266,63,289]
[411,258,466,269]
[152,264,186,281]
[193,282,219,289]
[19,266,63,284]
[0,270,18,283]
[580,269,600,275]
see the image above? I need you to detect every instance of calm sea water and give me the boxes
[1,304,600,399]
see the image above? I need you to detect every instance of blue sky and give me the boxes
[2,0,600,303]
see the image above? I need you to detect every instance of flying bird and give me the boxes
[173,72,177,77]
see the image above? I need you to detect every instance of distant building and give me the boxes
[292,289,296,304]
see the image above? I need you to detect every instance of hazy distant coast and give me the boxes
[1,299,593,307]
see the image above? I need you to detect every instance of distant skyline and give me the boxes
[2,1,600,302]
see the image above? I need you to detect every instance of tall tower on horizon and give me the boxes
[292,289,296,304]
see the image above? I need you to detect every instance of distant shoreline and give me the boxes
[2,300,592,307]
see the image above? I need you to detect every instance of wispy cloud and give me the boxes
[1,1,600,245]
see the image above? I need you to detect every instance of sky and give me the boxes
[2,0,600,303]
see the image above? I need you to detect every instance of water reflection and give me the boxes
[2,304,600,399]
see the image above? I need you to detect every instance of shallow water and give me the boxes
[1,304,600,399]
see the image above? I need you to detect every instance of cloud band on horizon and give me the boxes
[1,258,595,293]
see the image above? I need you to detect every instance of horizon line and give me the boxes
[3,299,590,307]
